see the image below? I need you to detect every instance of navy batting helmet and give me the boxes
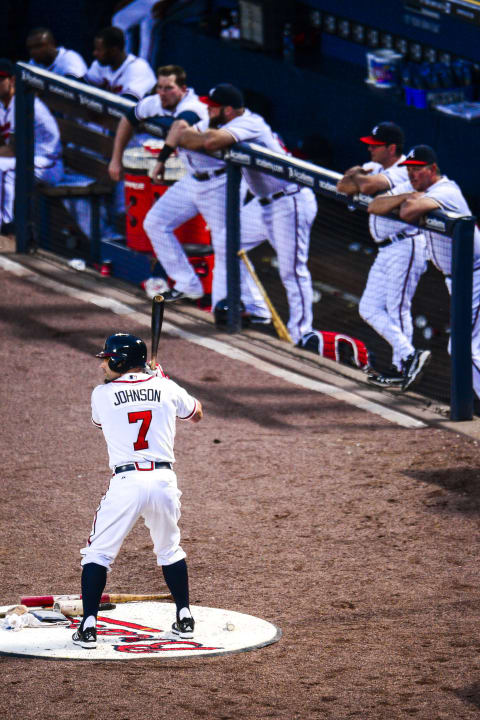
[96,333,147,373]
[214,298,246,327]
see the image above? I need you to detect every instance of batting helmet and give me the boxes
[214,298,246,327]
[96,333,147,373]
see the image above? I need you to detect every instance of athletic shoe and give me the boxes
[72,626,97,649]
[296,331,321,353]
[367,365,405,389]
[247,315,271,325]
[402,349,431,391]
[162,288,204,302]
[142,276,169,299]
[367,371,405,389]
[170,616,195,640]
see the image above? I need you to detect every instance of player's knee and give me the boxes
[358,298,372,323]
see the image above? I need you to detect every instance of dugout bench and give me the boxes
[35,93,118,264]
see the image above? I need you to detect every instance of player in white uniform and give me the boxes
[73,333,202,649]
[176,83,318,346]
[85,26,156,101]
[26,27,87,79]
[374,145,480,399]
[109,70,269,317]
[112,0,159,61]
[338,122,429,390]
[0,61,63,234]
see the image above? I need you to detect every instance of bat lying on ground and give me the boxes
[20,592,172,608]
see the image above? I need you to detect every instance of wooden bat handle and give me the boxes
[238,250,293,343]
[105,593,171,603]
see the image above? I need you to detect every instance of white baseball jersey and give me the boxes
[0,95,63,225]
[85,54,156,99]
[220,109,299,197]
[29,47,87,79]
[408,176,480,275]
[367,157,410,243]
[0,95,62,161]
[91,371,198,468]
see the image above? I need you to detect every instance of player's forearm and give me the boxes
[178,126,208,151]
[190,401,203,423]
[336,175,358,194]
[368,192,412,215]
[0,144,14,157]
[164,119,189,149]
[111,116,134,164]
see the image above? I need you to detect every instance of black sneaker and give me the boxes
[72,626,97,649]
[170,616,195,640]
[162,288,203,302]
[367,365,405,389]
[401,349,431,391]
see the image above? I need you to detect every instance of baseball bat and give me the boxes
[20,592,172,608]
[150,294,165,369]
[238,249,294,344]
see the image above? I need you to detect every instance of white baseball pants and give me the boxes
[80,467,186,571]
[212,187,318,343]
[143,172,270,316]
[359,236,428,370]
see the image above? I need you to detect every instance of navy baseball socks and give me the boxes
[162,558,195,638]
[72,562,107,648]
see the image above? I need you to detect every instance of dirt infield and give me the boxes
[2,263,480,720]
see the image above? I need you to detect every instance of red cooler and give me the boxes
[122,144,213,294]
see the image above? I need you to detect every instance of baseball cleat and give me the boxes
[367,365,405,389]
[367,372,404,389]
[170,616,195,640]
[162,288,203,302]
[72,626,97,649]
[401,349,431,391]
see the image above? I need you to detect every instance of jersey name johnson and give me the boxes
[113,387,161,406]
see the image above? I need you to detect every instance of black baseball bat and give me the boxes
[150,294,165,369]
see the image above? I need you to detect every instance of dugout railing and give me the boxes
[14,62,476,422]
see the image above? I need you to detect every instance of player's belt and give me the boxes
[259,189,300,206]
[377,231,419,248]
[114,461,172,474]
[193,167,227,181]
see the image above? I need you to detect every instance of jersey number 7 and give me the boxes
[128,410,152,450]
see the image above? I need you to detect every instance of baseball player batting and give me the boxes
[72,332,203,649]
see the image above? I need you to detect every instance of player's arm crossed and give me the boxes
[337,167,390,196]
[399,195,440,224]
[368,191,419,216]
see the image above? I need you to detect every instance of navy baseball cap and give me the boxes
[398,145,438,166]
[200,83,244,109]
[0,59,14,78]
[360,122,404,146]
